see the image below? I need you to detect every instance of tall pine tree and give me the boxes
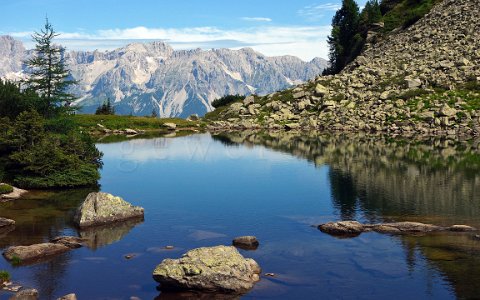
[324,0,361,75]
[26,18,76,117]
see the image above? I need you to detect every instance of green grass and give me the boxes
[382,0,443,32]
[72,114,202,132]
[0,270,10,283]
[0,184,13,195]
[10,256,21,266]
[204,104,234,121]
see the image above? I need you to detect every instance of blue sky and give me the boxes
[0,0,367,60]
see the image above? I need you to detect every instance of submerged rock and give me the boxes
[9,288,39,300]
[3,243,70,263]
[232,236,259,250]
[153,245,261,294]
[73,192,144,228]
[0,217,15,228]
[56,293,77,300]
[319,221,477,237]
[3,236,83,264]
[50,236,86,249]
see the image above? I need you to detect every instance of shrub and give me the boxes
[211,95,244,109]
[0,270,10,283]
[0,184,13,195]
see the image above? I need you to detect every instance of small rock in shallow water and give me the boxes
[56,294,77,300]
[318,221,364,237]
[3,243,71,264]
[448,225,477,232]
[50,236,85,249]
[232,236,259,250]
[10,288,38,300]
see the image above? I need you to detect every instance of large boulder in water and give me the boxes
[73,192,144,228]
[152,245,261,294]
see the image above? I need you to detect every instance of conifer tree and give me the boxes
[324,0,361,74]
[26,18,76,116]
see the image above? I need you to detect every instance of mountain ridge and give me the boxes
[0,36,327,117]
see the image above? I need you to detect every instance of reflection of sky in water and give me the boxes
[1,133,478,299]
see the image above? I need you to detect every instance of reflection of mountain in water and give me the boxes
[212,131,480,299]
[78,218,143,250]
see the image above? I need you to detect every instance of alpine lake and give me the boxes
[1,130,480,300]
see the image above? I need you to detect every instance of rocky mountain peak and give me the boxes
[0,36,327,117]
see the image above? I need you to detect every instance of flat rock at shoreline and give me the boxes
[73,192,144,228]
[3,236,85,265]
[0,185,27,201]
[153,245,261,294]
[319,221,477,237]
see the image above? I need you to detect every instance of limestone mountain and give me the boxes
[208,0,480,136]
[0,37,328,117]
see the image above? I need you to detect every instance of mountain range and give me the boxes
[0,35,327,117]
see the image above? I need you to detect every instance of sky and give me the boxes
[0,0,367,61]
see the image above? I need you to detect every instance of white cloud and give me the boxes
[241,17,272,22]
[298,2,341,21]
[9,25,331,61]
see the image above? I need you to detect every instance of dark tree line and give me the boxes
[324,0,382,75]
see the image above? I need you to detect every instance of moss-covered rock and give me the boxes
[153,245,261,294]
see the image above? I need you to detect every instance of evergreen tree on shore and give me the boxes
[324,0,361,75]
[26,18,76,116]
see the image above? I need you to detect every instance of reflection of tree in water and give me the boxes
[29,253,72,299]
[328,169,358,220]
[0,189,92,298]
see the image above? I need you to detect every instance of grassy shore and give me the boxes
[73,114,204,133]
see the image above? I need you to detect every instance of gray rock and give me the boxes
[243,96,255,106]
[318,221,364,236]
[405,78,422,89]
[438,104,457,117]
[125,128,138,135]
[9,288,38,300]
[0,217,15,228]
[152,245,261,294]
[3,243,71,264]
[232,236,259,250]
[449,225,477,232]
[50,236,86,249]
[163,123,177,131]
[0,184,27,201]
[56,294,77,300]
[314,84,328,97]
[284,123,300,130]
[73,192,144,228]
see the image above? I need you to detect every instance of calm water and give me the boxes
[1,132,480,299]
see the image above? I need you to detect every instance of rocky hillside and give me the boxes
[208,0,480,136]
[0,37,327,118]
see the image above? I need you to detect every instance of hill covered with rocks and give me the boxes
[207,0,480,136]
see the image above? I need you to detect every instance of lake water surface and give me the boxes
[1,132,480,299]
